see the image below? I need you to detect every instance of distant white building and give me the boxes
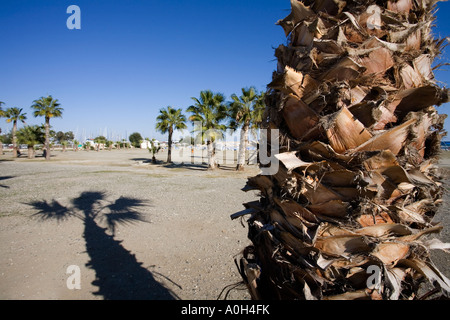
[83,139,105,150]
[141,139,160,149]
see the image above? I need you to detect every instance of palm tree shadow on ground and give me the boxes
[28,191,179,300]
[0,175,15,188]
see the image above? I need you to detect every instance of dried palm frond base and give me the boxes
[231,0,450,300]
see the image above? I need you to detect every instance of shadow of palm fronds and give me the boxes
[71,191,107,217]
[26,191,177,300]
[0,175,15,188]
[29,199,76,222]
[102,197,150,235]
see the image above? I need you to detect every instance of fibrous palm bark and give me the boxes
[233,0,450,300]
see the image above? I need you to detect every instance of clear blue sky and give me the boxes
[1,0,449,142]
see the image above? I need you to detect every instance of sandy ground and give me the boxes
[0,148,449,300]
[0,148,259,300]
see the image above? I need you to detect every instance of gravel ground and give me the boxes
[0,149,259,300]
[0,148,449,300]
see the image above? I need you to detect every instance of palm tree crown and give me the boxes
[156,106,187,134]
[17,125,44,146]
[229,87,266,130]
[31,96,63,119]
[5,107,27,124]
[187,90,228,143]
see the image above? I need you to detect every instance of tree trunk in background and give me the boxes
[237,123,249,171]
[44,117,50,160]
[167,128,173,163]
[233,0,450,300]
[27,146,35,159]
[207,140,217,169]
[12,121,18,158]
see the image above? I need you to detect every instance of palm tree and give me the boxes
[106,140,114,151]
[94,135,107,151]
[73,139,79,151]
[229,87,266,171]
[31,95,63,160]
[187,90,228,169]
[16,125,45,158]
[0,101,4,117]
[234,0,450,300]
[148,138,161,164]
[4,107,27,157]
[0,101,4,155]
[155,106,187,163]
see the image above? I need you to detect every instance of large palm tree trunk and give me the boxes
[234,0,450,300]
